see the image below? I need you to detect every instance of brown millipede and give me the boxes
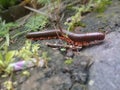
[26,29,105,46]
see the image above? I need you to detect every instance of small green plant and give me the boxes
[0,0,19,10]
[60,48,66,52]
[17,40,50,67]
[41,52,51,68]
[22,70,30,77]
[64,0,111,31]
[25,14,48,32]
[3,80,14,90]
[64,5,87,31]
[41,52,50,61]
[37,0,50,5]
[93,0,111,13]
[0,18,18,48]
[64,58,73,65]
[17,40,40,60]
[0,45,17,74]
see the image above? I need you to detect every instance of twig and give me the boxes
[46,42,82,50]
[24,6,50,18]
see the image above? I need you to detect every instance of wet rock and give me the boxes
[20,72,72,90]
[71,71,87,83]
[81,30,120,90]
[38,73,72,90]
[18,70,45,90]
[79,0,120,33]
[18,76,28,84]
[63,54,93,84]
[16,45,92,90]
[73,54,93,70]
[71,83,85,90]
[66,49,74,57]
[17,47,72,90]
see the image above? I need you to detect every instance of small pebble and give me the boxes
[89,80,94,86]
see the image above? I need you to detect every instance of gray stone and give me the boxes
[39,73,72,90]
[20,73,72,90]
[71,83,83,90]
[83,29,120,90]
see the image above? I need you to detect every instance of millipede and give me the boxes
[26,29,105,47]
